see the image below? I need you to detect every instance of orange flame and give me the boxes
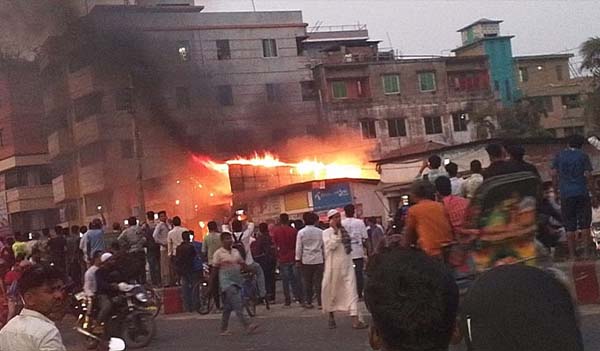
[194,152,375,180]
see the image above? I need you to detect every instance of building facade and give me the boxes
[515,54,592,137]
[306,26,496,158]
[453,18,519,106]
[0,60,58,236]
[39,4,320,227]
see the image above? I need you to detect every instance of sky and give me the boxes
[199,0,600,70]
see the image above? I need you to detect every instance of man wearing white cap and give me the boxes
[321,209,368,330]
[82,251,111,332]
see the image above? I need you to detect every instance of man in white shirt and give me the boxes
[445,162,465,196]
[223,216,266,301]
[461,160,484,199]
[0,263,67,351]
[295,211,324,309]
[153,210,171,287]
[341,204,368,299]
[167,216,188,286]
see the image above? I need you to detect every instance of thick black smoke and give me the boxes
[0,0,80,58]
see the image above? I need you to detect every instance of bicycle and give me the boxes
[241,272,269,317]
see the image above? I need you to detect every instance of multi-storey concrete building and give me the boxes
[515,54,592,137]
[39,3,320,227]
[453,19,519,106]
[306,26,496,158]
[0,60,58,235]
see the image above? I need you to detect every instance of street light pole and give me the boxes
[128,72,147,217]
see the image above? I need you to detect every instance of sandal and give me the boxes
[352,321,369,330]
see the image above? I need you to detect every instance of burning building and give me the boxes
[38,3,321,228]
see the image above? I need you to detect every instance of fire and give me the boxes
[194,152,375,181]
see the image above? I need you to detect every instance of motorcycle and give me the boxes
[73,283,156,349]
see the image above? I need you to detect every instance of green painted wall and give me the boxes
[483,38,520,106]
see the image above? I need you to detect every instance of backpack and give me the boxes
[232,232,247,261]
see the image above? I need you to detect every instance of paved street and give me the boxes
[59,304,600,350]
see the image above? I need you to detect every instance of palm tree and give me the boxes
[581,37,600,79]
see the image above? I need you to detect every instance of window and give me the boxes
[216,40,231,60]
[266,83,281,102]
[121,140,134,159]
[424,116,443,135]
[360,120,377,139]
[532,96,554,113]
[518,67,529,82]
[387,119,407,137]
[177,40,191,62]
[564,126,584,136]
[332,81,347,99]
[5,168,28,189]
[452,112,469,132]
[39,167,53,185]
[217,85,233,106]
[79,143,105,167]
[418,72,436,92]
[556,65,564,81]
[382,74,400,95]
[296,37,304,56]
[115,88,133,112]
[300,81,317,101]
[73,93,102,121]
[175,87,191,109]
[505,80,512,101]
[262,39,278,58]
[562,94,581,109]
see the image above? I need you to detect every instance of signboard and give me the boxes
[284,191,310,211]
[312,183,353,211]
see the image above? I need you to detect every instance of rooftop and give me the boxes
[372,137,571,164]
[90,4,204,14]
[457,18,503,32]
[452,35,515,53]
[514,53,575,61]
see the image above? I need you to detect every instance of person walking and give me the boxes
[272,213,302,306]
[212,232,258,336]
[141,211,160,287]
[341,204,368,299]
[552,134,596,259]
[295,212,324,309]
[153,211,171,287]
[117,217,147,284]
[322,209,367,330]
[202,221,222,310]
[253,223,277,303]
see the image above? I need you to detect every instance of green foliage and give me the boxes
[495,101,553,138]
[580,37,600,132]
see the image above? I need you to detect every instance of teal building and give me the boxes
[453,19,520,106]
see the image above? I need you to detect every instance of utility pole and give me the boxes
[127,72,146,217]
[251,0,256,11]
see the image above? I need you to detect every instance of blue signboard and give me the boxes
[312,183,353,211]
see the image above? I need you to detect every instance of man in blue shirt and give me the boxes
[552,134,595,259]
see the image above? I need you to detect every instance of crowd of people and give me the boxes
[0,134,594,350]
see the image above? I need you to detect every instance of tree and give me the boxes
[580,37,600,132]
[495,101,553,138]
[581,37,600,80]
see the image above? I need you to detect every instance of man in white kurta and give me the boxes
[321,209,368,330]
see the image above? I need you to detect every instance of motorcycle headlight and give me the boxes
[135,292,149,303]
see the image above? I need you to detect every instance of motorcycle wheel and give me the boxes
[145,288,162,318]
[122,312,156,349]
[197,282,212,315]
[85,337,99,350]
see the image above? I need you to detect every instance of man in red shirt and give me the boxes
[271,213,303,306]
